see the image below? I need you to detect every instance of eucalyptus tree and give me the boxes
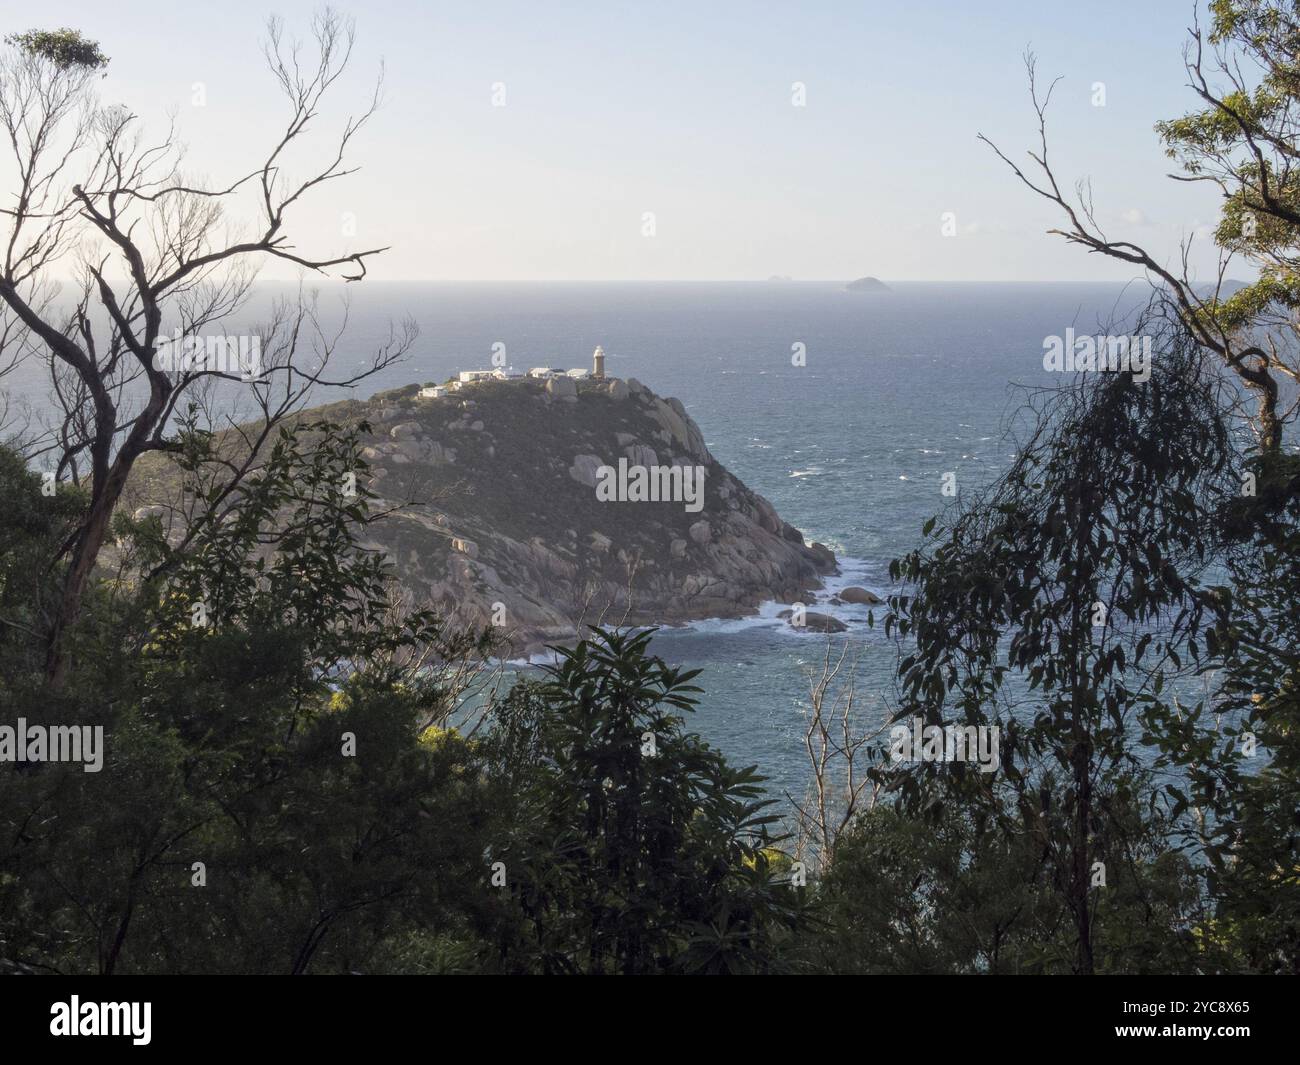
[0,14,412,684]
[969,0,1300,971]
[982,0,1300,461]
[881,325,1239,973]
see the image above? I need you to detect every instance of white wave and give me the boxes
[654,557,889,642]
[495,558,890,660]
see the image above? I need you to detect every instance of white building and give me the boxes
[418,385,447,399]
[451,354,605,386]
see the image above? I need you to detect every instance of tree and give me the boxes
[484,628,811,974]
[0,418,498,973]
[982,3,1300,460]
[1142,435,1300,972]
[0,11,412,684]
[975,0,1300,972]
[808,796,1211,974]
[3,30,107,71]
[880,324,1239,973]
[788,638,890,878]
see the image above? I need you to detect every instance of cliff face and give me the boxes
[135,375,837,655]
[348,375,836,653]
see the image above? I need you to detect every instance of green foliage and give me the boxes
[803,801,1209,974]
[0,448,84,673]
[0,423,498,973]
[1142,446,1300,972]
[483,627,811,974]
[1156,2,1300,347]
[5,28,108,69]
[2,420,809,975]
[877,329,1248,972]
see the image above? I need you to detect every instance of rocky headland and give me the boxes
[130,373,839,655]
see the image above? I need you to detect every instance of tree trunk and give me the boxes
[1072,731,1094,974]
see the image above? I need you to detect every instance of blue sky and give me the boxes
[14,0,1233,280]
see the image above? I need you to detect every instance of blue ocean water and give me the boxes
[4,280,1154,797]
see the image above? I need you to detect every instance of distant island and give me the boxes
[767,275,793,282]
[845,276,891,293]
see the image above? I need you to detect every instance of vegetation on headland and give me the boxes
[124,375,836,657]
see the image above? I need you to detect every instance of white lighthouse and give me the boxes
[592,345,606,379]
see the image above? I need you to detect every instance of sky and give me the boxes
[5,0,1237,281]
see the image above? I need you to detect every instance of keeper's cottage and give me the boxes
[437,345,610,394]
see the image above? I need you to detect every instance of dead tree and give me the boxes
[788,638,890,876]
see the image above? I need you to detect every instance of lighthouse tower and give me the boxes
[592,345,606,379]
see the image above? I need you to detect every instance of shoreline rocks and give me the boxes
[777,609,848,633]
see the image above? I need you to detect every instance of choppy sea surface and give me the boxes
[5,281,1155,798]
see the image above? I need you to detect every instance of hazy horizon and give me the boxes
[16,0,1236,285]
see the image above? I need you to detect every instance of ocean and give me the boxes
[3,280,1155,799]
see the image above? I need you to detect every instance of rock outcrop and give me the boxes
[778,609,848,633]
[130,375,838,655]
